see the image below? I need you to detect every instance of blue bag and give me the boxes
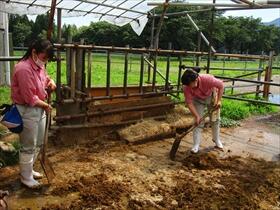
[0,104,23,133]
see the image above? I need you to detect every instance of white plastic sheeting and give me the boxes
[0,0,163,35]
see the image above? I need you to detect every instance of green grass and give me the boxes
[1,51,278,127]
[0,86,11,104]
[43,52,271,87]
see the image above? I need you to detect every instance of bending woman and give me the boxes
[181,67,224,154]
[11,39,56,188]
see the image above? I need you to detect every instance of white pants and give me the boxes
[193,95,221,145]
[16,105,46,155]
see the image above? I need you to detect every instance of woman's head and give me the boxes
[21,39,54,67]
[181,67,200,88]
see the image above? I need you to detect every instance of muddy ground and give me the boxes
[0,113,279,210]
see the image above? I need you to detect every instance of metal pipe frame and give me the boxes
[53,44,269,60]
[54,101,175,122]
[154,0,169,49]
[222,95,280,106]
[60,90,181,104]
[79,0,146,15]
[186,13,216,53]
[147,2,280,8]
[5,0,140,22]
[215,75,280,86]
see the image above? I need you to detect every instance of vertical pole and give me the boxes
[196,31,201,67]
[70,49,76,98]
[177,56,183,97]
[87,50,92,88]
[206,0,215,74]
[139,54,144,93]
[148,12,155,84]
[4,13,10,86]
[152,53,157,92]
[154,0,169,49]
[165,43,171,91]
[66,35,72,86]
[244,49,248,74]
[222,49,226,75]
[75,39,85,91]
[263,51,274,100]
[47,0,57,40]
[123,51,128,95]
[256,57,263,98]
[106,50,111,96]
[56,8,62,106]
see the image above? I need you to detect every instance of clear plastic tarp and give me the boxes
[0,0,275,35]
[0,0,164,35]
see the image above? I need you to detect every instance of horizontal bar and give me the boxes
[53,44,269,60]
[60,90,181,104]
[154,8,212,17]
[222,95,280,106]
[147,2,280,8]
[216,5,280,11]
[215,76,280,86]
[210,67,263,71]
[54,101,175,122]
[51,115,166,130]
[230,90,263,97]
[225,84,260,89]
[0,56,21,61]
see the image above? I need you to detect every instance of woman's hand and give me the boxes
[214,100,222,110]
[47,79,56,91]
[195,115,201,125]
[44,104,52,113]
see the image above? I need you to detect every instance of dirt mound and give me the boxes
[43,174,129,209]
[170,153,280,209]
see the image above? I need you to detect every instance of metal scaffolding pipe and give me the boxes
[54,101,175,122]
[186,14,216,53]
[53,44,268,60]
[147,2,280,8]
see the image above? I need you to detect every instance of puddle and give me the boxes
[269,94,280,104]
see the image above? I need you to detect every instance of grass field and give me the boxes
[12,50,272,87]
[1,51,279,124]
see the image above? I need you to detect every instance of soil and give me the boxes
[0,112,279,210]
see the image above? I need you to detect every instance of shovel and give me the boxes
[169,108,216,161]
[39,91,55,183]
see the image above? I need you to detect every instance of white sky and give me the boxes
[26,0,280,27]
[52,8,280,27]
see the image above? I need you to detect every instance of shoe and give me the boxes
[191,147,199,154]
[213,139,224,150]
[19,153,41,188]
[32,170,43,179]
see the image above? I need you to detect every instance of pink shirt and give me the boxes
[183,74,223,104]
[11,57,50,106]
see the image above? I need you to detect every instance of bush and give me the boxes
[221,99,250,120]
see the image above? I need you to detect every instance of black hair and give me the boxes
[21,39,54,61]
[181,67,200,86]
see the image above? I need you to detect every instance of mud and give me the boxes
[0,114,279,210]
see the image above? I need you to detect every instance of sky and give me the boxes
[52,8,280,27]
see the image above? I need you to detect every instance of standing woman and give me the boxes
[11,39,56,188]
[181,67,224,154]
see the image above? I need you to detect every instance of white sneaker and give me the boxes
[32,170,43,179]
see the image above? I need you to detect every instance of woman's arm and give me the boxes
[187,103,201,125]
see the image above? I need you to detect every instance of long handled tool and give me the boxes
[40,91,55,183]
[169,110,214,161]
